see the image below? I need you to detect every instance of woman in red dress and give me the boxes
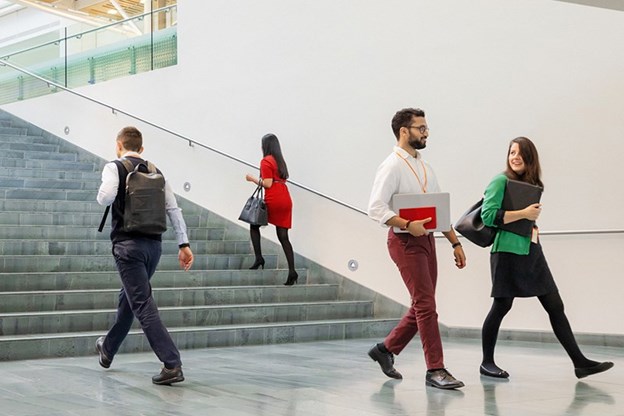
[245,133,297,285]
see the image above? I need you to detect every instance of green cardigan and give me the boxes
[481,174,532,255]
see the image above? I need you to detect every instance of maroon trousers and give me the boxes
[384,230,444,370]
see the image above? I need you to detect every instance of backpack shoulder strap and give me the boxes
[98,205,110,232]
[98,159,127,232]
[145,161,158,173]
[118,158,135,175]
[97,159,136,232]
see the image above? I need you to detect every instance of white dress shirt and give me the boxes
[368,146,441,226]
[96,151,190,246]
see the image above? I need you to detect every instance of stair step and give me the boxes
[0,284,338,313]
[0,253,280,272]
[0,269,306,291]
[0,301,373,335]
[0,149,77,161]
[0,177,100,190]
[0,188,98,201]
[0,127,27,136]
[0,158,96,171]
[0,224,237,241]
[0,133,52,144]
[0,142,60,153]
[0,167,100,180]
[0,318,400,361]
[0,199,111,213]
[0,198,209,215]
[0,239,252,255]
[0,211,233,228]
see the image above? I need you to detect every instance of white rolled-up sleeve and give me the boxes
[367,160,399,226]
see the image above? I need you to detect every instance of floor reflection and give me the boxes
[480,375,616,416]
[564,381,615,415]
[425,384,465,415]
[370,379,405,413]
[0,338,620,415]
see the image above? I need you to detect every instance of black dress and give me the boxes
[490,242,558,298]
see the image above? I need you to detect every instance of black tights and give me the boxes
[481,292,596,369]
[250,225,296,272]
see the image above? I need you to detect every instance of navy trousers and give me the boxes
[102,238,181,368]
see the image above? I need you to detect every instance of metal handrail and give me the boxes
[1,60,622,235]
[0,59,365,214]
[0,4,177,61]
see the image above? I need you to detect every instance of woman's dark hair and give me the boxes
[261,133,289,179]
[391,108,425,139]
[505,136,543,189]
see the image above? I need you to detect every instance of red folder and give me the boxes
[399,207,437,230]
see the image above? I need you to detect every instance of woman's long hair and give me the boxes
[504,136,543,189]
[261,133,289,179]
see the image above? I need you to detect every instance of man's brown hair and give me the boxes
[117,126,143,152]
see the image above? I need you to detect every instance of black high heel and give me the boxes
[284,271,298,286]
[249,258,265,270]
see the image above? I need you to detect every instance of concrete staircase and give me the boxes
[0,110,403,361]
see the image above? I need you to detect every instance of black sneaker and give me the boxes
[368,344,403,379]
[152,367,185,385]
[95,336,112,369]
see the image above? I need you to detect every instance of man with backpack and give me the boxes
[95,126,194,385]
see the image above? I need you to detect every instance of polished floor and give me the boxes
[0,337,621,416]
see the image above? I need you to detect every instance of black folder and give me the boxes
[499,179,543,237]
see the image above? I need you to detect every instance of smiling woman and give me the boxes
[506,138,542,189]
[477,136,614,380]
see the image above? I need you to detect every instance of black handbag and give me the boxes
[454,198,496,247]
[238,185,268,226]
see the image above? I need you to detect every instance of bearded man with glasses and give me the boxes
[367,107,466,390]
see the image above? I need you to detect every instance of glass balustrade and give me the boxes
[0,5,177,105]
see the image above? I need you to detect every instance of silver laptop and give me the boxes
[391,192,451,233]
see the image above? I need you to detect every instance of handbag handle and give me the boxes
[252,183,264,199]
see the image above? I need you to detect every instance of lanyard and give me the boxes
[395,152,428,193]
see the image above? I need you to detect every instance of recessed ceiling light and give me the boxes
[107,9,118,15]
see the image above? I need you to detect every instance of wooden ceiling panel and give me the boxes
[33,0,176,21]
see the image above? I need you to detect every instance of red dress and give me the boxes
[260,155,292,229]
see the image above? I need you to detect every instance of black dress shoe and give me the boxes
[425,369,465,390]
[368,344,403,379]
[95,336,112,369]
[152,367,185,385]
[479,364,509,379]
[575,361,614,379]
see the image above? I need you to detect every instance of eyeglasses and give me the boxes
[407,125,429,134]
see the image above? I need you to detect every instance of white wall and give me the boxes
[0,7,79,58]
[3,0,624,335]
